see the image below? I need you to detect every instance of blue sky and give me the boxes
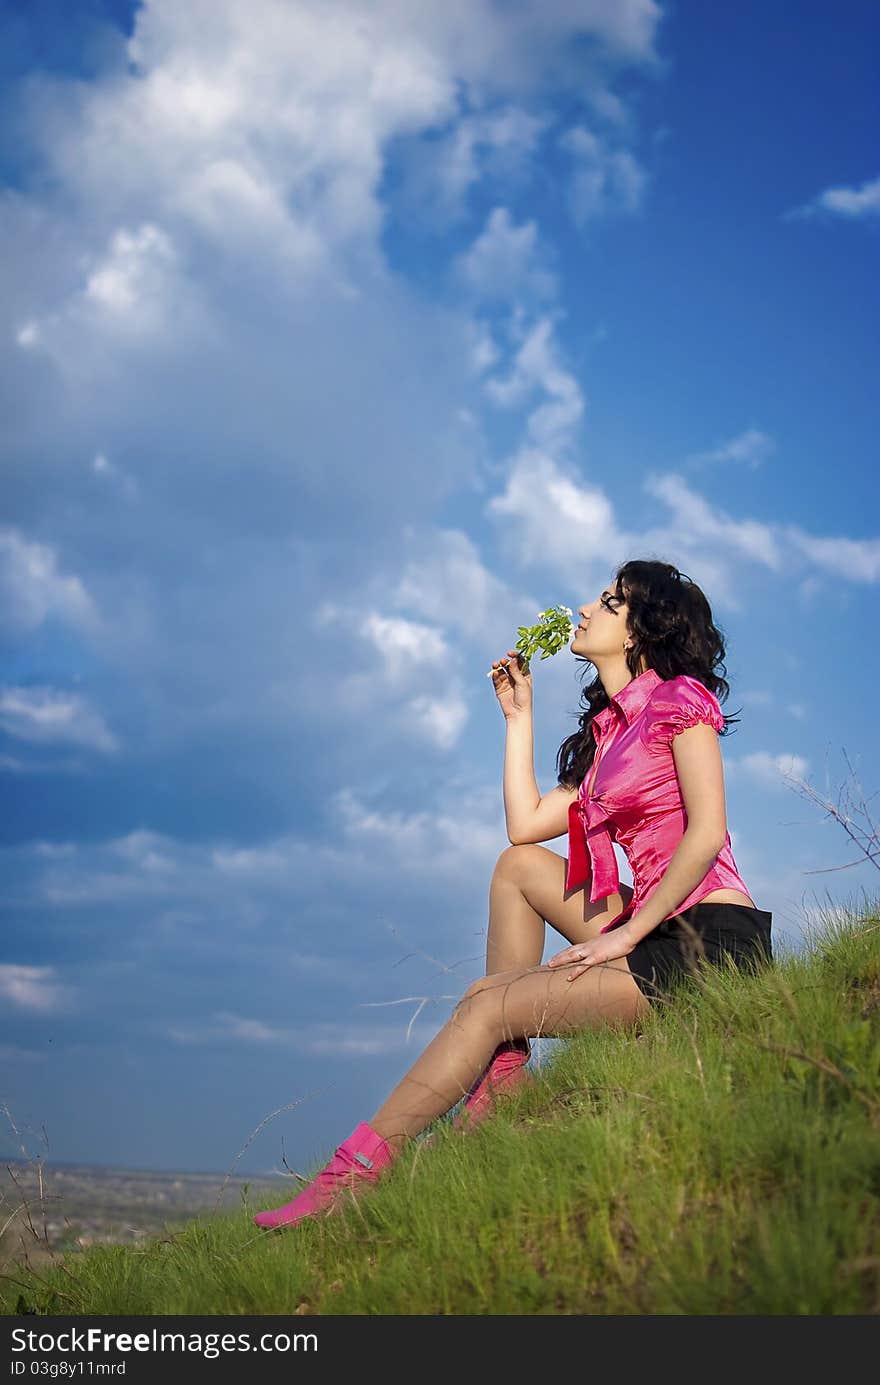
[2,0,877,1177]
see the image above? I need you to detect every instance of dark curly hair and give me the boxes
[556,558,742,791]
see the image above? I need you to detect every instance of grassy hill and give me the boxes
[3,906,879,1316]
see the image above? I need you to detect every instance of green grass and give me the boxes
[4,906,880,1316]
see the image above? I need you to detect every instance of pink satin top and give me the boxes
[565,667,754,934]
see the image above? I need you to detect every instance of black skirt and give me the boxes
[626,902,773,1005]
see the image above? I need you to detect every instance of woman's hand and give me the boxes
[488,650,533,720]
[547,929,636,982]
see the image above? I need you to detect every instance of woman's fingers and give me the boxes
[487,651,530,683]
[503,651,527,681]
[548,947,581,968]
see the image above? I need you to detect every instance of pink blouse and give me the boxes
[564,667,754,934]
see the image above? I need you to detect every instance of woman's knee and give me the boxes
[492,844,519,877]
[463,962,530,996]
[461,973,496,1004]
[458,970,527,1031]
[456,975,507,1030]
[492,843,537,885]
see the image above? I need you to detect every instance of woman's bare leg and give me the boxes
[368,956,651,1153]
[486,851,548,973]
[486,844,635,972]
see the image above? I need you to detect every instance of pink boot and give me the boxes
[252,1121,396,1229]
[453,1038,533,1130]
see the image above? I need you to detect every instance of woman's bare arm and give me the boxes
[503,715,580,844]
[508,783,582,845]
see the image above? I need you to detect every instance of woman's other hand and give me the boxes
[547,931,635,982]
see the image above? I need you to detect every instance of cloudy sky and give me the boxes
[2,0,877,1177]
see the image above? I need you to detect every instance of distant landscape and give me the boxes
[0,1159,291,1277]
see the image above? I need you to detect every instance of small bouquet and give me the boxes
[487,605,575,675]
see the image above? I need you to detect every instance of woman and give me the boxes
[254,559,772,1230]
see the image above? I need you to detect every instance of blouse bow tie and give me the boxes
[565,794,619,900]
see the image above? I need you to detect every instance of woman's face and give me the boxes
[571,583,630,660]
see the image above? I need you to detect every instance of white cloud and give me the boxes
[393,105,552,229]
[583,87,630,129]
[559,124,650,227]
[41,871,174,906]
[16,321,40,348]
[20,221,199,362]
[0,685,120,753]
[453,206,557,303]
[335,786,502,870]
[315,612,470,746]
[0,964,69,1014]
[0,527,101,637]
[390,527,536,639]
[361,612,452,684]
[786,173,880,222]
[214,1012,288,1044]
[304,1021,448,1056]
[84,223,176,322]
[406,692,469,749]
[686,428,776,471]
[171,157,327,270]
[0,753,86,774]
[0,1044,48,1063]
[486,451,880,613]
[734,751,810,787]
[92,452,139,500]
[315,530,550,748]
[11,0,662,315]
[465,321,502,375]
[487,449,619,570]
[166,1013,442,1053]
[783,529,880,582]
[41,3,455,275]
[109,829,176,872]
[167,1012,291,1045]
[642,473,781,573]
[212,846,289,875]
[23,220,210,362]
[28,0,659,291]
[13,784,507,919]
[484,315,585,452]
[0,0,667,772]
[738,689,773,707]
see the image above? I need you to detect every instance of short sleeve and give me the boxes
[646,675,725,750]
